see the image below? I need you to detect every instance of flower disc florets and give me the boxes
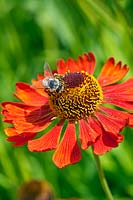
[48,71,103,120]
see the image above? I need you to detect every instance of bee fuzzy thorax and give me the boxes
[42,77,64,93]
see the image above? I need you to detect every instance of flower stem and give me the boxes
[93,154,114,200]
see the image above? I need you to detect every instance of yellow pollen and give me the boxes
[48,71,103,120]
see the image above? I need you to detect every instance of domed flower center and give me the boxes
[48,71,103,120]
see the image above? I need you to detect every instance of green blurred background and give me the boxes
[0,0,133,199]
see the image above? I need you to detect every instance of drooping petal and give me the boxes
[13,115,53,133]
[98,58,129,86]
[95,111,127,134]
[79,119,100,150]
[2,102,52,128]
[89,117,103,136]
[99,106,133,128]
[2,102,35,123]
[6,128,37,146]
[2,102,35,111]
[15,82,48,106]
[2,109,53,133]
[99,106,129,125]
[77,52,96,74]
[93,131,123,155]
[89,116,124,154]
[57,52,95,74]
[28,124,62,152]
[52,123,81,168]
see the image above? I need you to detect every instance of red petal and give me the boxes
[104,93,133,101]
[57,58,79,74]
[15,82,48,106]
[66,58,79,72]
[28,124,62,152]
[95,112,127,134]
[89,117,103,135]
[37,74,44,80]
[103,78,133,93]
[77,52,96,74]
[57,52,96,74]
[6,128,37,146]
[79,119,99,150]
[52,123,81,168]
[105,99,133,110]
[57,59,66,74]
[93,131,123,155]
[104,78,133,101]
[99,106,129,125]
[98,58,129,86]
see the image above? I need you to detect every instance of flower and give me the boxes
[1,52,133,168]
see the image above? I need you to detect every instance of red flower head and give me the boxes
[2,52,133,168]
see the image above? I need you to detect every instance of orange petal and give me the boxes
[2,102,53,133]
[2,102,35,123]
[2,102,51,125]
[79,119,99,150]
[5,127,19,136]
[128,113,133,127]
[93,131,123,155]
[32,79,48,96]
[77,52,96,74]
[98,58,129,86]
[15,82,48,106]
[31,74,49,96]
[28,125,62,152]
[7,131,37,146]
[2,102,37,119]
[13,115,53,133]
[52,123,81,168]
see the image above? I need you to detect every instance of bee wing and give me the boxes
[44,62,53,78]
[32,77,44,90]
